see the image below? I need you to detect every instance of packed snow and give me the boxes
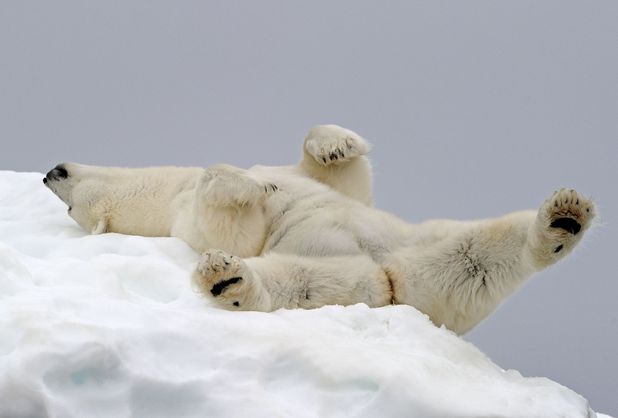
[0,171,611,418]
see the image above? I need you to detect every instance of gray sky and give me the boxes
[1,0,617,414]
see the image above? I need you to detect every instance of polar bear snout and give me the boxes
[43,164,73,205]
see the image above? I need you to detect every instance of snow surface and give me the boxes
[0,171,611,418]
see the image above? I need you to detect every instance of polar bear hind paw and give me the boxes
[545,189,595,237]
[534,189,595,260]
[304,125,370,166]
[193,250,249,308]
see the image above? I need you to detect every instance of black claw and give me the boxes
[329,152,338,161]
[233,301,240,307]
[210,277,242,297]
[550,218,582,235]
[322,157,327,164]
[554,244,564,253]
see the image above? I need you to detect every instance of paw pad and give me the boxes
[532,188,595,265]
[550,218,582,235]
[193,249,251,309]
[543,189,594,235]
[211,277,242,297]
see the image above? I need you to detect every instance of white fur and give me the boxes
[44,125,595,335]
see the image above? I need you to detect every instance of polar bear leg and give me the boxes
[299,125,373,205]
[386,188,595,334]
[407,189,596,284]
[193,250,392,311]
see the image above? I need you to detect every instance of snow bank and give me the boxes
[0,171,610,418]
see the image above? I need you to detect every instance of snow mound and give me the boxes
[0,171,609,418]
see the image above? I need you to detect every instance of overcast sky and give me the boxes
[1,1,617,414]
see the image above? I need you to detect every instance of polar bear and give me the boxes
[43,125,595,334]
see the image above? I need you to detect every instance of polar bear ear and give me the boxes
[91,219,107,235]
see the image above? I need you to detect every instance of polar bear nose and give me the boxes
[45,164,69,181]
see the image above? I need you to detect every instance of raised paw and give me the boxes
[198,164,278,207]
[529,189,595,266]
[304,124,370,166]
[543,189,595,238]
[193,249,250,309]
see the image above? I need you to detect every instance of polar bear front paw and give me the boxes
[193,249,262,310]
[198,164,278,207]
[529,189,595,267]
[304,125,370,166]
